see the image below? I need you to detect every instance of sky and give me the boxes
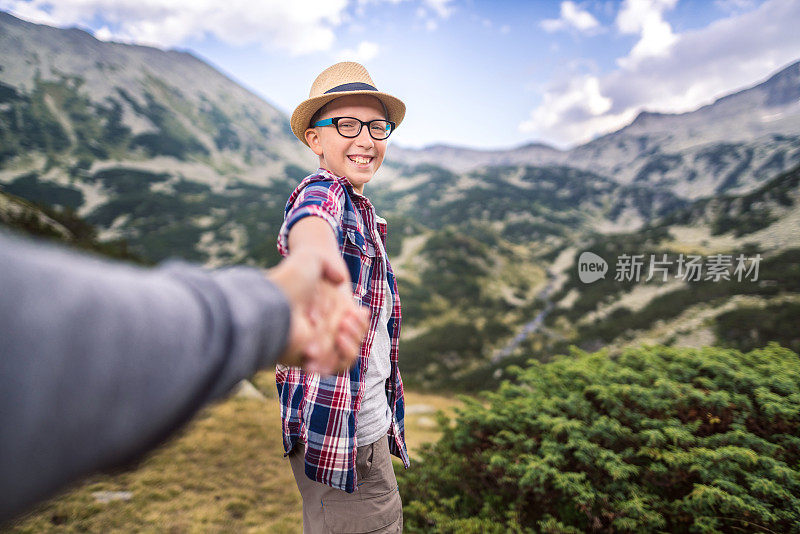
[1,0,799,150]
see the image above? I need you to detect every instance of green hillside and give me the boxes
[367,162,800,391]
[0,70,307,266]
[656,161,800,237]
[369,163,692,390]
[437,162,798,394]
[0,12,312,266]
[542,238,799,351]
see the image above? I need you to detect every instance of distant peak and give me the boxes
[422,143,458,150]
[709,58,800,108]
[513,141,560,152]
[408,142,488,153]
[765,59,800,83]
[631,110,669,124]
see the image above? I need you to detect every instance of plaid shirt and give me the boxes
[275,167,409,493]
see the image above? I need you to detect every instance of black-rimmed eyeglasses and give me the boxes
[312,116,395,140]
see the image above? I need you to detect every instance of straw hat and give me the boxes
[290,61,405,147]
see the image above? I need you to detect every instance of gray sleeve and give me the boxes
[0,231,291,522]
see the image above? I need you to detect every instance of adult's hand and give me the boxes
[267,248,368,375]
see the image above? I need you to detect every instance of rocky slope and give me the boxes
[389,60,800,200]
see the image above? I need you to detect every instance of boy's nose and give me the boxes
[354,126,374,148]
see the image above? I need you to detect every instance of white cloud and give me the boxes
[336,40,380,62]
[616,0,678,67]
[1,0,59,26]
[0,0,349,55]
[423,0,454,18]
[360,0,454,19]
[93,25,114,41]
[412,0,452,31]
[541,1,601,33]
[521,0,800,148]
[519,74,614,142]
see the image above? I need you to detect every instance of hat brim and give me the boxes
[290,91,406,147]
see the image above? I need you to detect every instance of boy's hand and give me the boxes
[267,248,369,375]
[302,282,369,375]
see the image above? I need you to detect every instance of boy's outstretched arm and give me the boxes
[284,216,366,373]
[287,216,342,260]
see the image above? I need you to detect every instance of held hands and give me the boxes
[267,247,369,375]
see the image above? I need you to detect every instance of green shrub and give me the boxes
[399,343,800,533]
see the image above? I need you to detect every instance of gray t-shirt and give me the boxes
[355,277,394,446]
[0,230,291,522]
[355,219,394,447]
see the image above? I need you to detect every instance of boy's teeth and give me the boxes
[349,155,371,164]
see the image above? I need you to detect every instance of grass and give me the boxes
[398,389,464,459]
[4,370,462,533]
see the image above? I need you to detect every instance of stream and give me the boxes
[491,269,561,363]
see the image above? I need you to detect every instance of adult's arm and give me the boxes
[0,230,291,522]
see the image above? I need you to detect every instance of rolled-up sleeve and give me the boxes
[277,180,345,257]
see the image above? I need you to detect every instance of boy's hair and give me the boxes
[308,97,390,130]
[309,104,328,129]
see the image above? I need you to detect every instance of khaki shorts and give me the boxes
[288,435,403,533]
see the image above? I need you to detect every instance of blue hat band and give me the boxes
[324,82,378,94]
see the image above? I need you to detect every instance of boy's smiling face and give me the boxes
[304,94,388,194]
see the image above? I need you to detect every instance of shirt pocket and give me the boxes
[344,228,376,302]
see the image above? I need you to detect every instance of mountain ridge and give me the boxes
[0,10,312,182]
[395,59,800,153]
[390,59,800,200]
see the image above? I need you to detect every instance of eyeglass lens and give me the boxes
[336,118,392,140]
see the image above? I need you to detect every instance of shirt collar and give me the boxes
[317,167,372,204]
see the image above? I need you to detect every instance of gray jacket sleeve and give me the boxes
[0,230,291,522]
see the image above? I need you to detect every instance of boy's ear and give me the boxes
[305,128,324,156]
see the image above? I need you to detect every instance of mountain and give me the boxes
[0,11,314,265]
[1,11,798,392]
[567,61,800,197]
[388,60,800,200]
[0,11,311,177]
[367,161,799,390]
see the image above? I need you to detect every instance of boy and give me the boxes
[275,62,409,533]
